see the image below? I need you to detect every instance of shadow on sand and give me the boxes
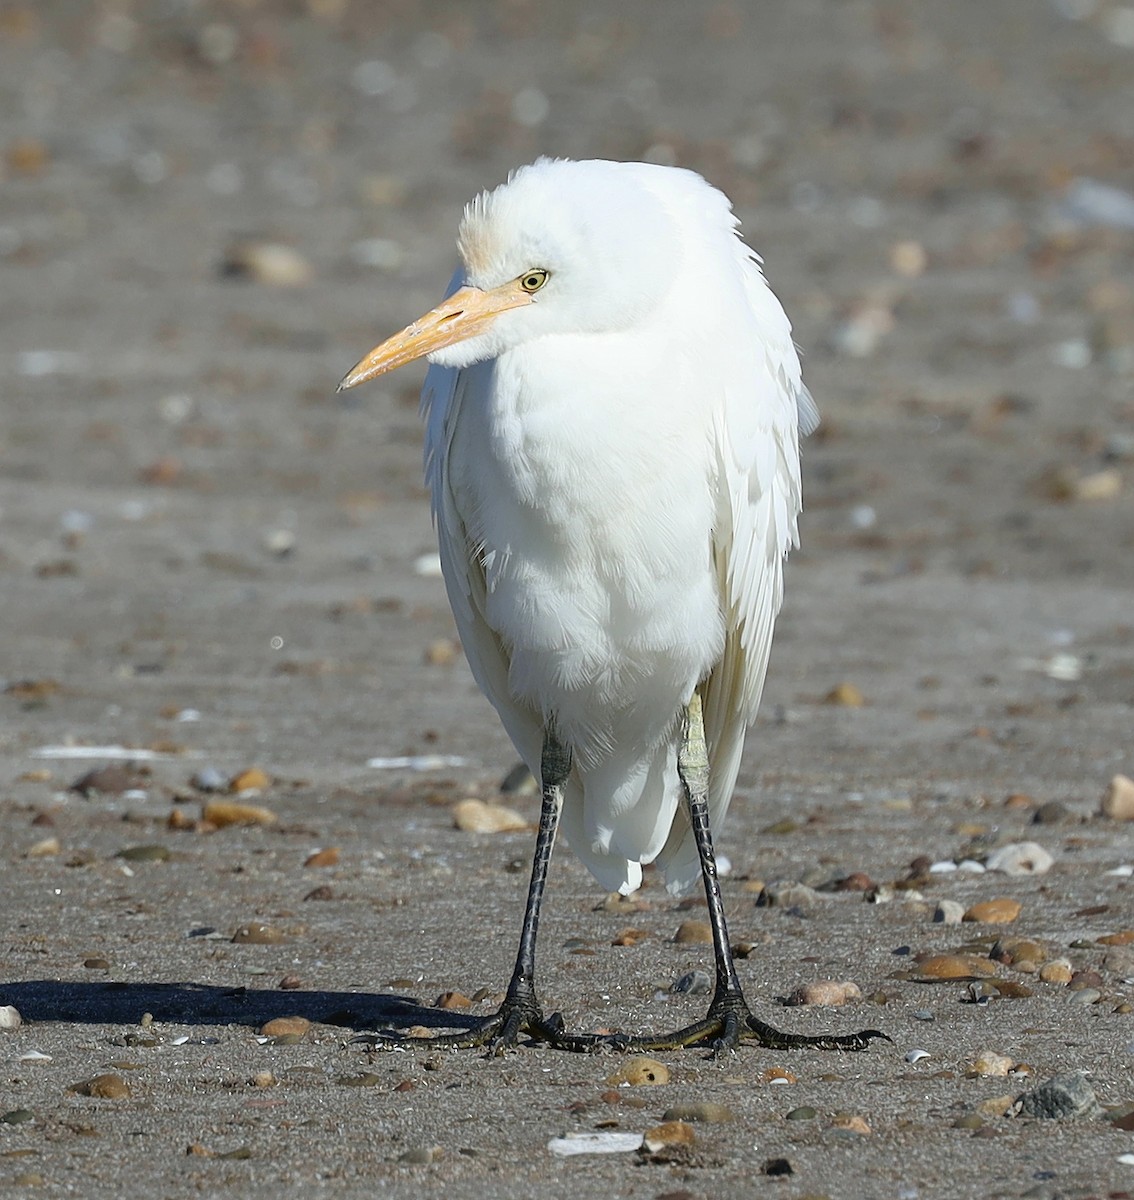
[0,978,481,1034]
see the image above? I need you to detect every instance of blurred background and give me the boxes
[1,0,1132,779]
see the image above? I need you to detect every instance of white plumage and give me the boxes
[344,157,815,896]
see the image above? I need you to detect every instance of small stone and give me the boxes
[229,767,273,794]
[905,1048,931,1063]
[605,1055,670,1086]
[670,969,711,995]
[830,1114,871,1136]
[963,898,1023,924]
[1,1108,35,1124]
[303,847,340,868]
[434,991,471,1010]
[397,1146,441,1165]
[757,880,822,909]
[259,1016,311,1038]
[232,922,286,945]
[673,919,713,945]
[1102,774,1134,821]
[337,1072,382,1087]
[278,974,303,990]
[968,1050,1014,1077]
[661,1102,734,1124]
[84,957,110,970]
[641,1120,696,1152]
[785,1106,817,1121]
[761,1067,799,1084]
[990,980,1033,999]
[424,638,460,666]
[1068,987,1102,1006]
[611,927,650,946]
[761,1157,795,1176]
[1097,930,1134,945]
[985,842,1053,875]
[221,241,313,287]
[953,1113,985,1130]
[251,1071,276,1088]
[202,799,277,828]
[1014,1071,1103,1119]
[70,1073,131,1099]
[990,937,1047,967]
[977,1095,1015,1117]
[1032,801,1070,824]
[913,954,999,981]
[933,900,966,925]
[785,980,861,1007]
[116,844,170,863]
[0,1005,23,1030]
[452,798,528,833]
[26,836,60,858]
[823,682,865,706]
[1039,960,1073,984]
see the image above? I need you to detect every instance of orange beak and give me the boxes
[337,281,534,391]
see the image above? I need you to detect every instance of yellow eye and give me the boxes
[519,269,549,293]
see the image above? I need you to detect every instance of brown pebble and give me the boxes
[1039,959,1073,984]
[303,847,340,868]
[830,1114,871,1135]
[642,1120,695,1152]
[1102,774,1134,820]
[259,1016,310,1038]
[26,836,60,858]
[835,872,875,892]
[611,927,650,946]
[229,767,272,794]
[964,898,1022,924]
[1096,930,1134,945]
[83,957,110,970]
[434,991,471,1010]
[70,765,141,797]
[823,682,865,707]
[673,919,713,945]
[202,799,277,828]
[221,241,313,287]
[304,885,334,901]
[989,980,1033,999]
[452,798,528,833]
[393,1080,414,1093]
[605,1055,670,1086]
[977,1094,1015,1117]
[424,638,460,666]
[278,974,303,990]
[232,922,286,945]
[251,1071,276,1088]
[968,1050,1014,1077]
[912,954,999,980]
[70,1073,131,1099]
[760,1067,799,1084]
[785,980,861,1007]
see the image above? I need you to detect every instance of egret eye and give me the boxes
[519,269,549,293]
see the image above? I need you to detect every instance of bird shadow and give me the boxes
[0,979,483,1034]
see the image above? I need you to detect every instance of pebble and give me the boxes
[259,1016,311,1038]
[968,1050,1015,1077]
[1068,987,1102,1006]
[69,1073,131,1099]
[191,766,227,792]
[830,1114,872,1136]
[220,241,313,287]
[673,919,713,945]
[905,1048,931,1063]
[1039,959,1073,984]
[1102,774,1134,821]
[434,991,471,1009]
[1032,801,1070,824]
[605,1056,670,1086]
[232,922,287,945]
[337,1072,382,1087]
[202,799,277,828]
[757,880,822,909]
[26,836,60,858]
[641,1120,695,1152]
[424,638,460,666]
[823,681,865,706]
[985,842,1053,875]
[452,798,528,833]
[913,954,999,981]
[963,898,1022,924]
[0,1005,23,1030]
[303,847,340,868]
[990,937,1047,967]
[397,1146,441,1164]
[548,1132,643,1156]
[785,980,861,1007]
[671,969,711,995]
[760,1068,799,1084]
[978,1095,1016,1118]
[933,900,966,925]
[662,1102,734,1123]
[1014,1071,1103,1119]
[229,767,272,794]
[785,1106,817,1121]
[117,844,170,863]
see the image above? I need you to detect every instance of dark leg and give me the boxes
[374,729,602,1053]
[611,693,889,1055]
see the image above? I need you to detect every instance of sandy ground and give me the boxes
[2,1,1134,1196]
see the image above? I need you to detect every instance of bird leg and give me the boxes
[392,730,601,1054]
[607,692,889,1056]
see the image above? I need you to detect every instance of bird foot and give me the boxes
[604,989,892,1058]
[355,984,613,1056]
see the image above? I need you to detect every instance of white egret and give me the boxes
[340,158,885,1055]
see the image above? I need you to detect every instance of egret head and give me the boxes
[338,159,681,388]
